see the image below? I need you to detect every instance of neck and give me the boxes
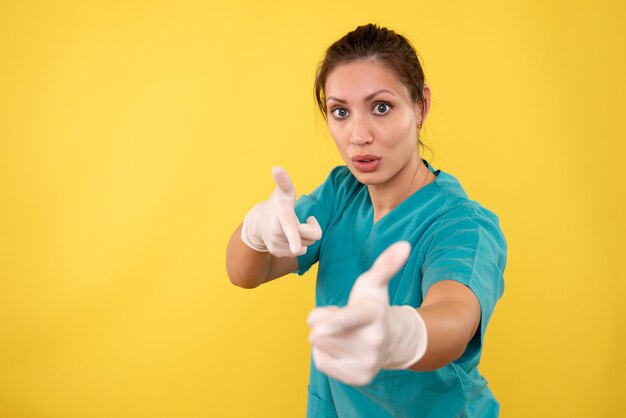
[369,157,434,223]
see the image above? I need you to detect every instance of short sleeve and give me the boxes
[421,208,507,365]
[294,166,351,275]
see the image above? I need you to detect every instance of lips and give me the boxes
[352,154,381,172]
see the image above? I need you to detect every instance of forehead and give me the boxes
[325,60,410,100]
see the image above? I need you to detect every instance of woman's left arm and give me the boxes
[410,280,481,371]
[308,243,487,386]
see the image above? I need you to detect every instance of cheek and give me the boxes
[397,115,418,144]
[328,125,348,148]
[380,120,416,148]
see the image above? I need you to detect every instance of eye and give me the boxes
[372,102,392,115]
[331,107,350,119]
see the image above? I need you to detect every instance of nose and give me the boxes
[349,116,373,146]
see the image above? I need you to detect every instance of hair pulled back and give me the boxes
[314,24,427,118]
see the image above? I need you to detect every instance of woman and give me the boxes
[226,24,507,417]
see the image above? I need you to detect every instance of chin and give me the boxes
[348,169,384,186]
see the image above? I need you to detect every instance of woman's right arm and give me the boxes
[226,167,322,289]
[226,223,299,288]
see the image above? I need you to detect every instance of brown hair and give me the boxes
[314,24,428,119]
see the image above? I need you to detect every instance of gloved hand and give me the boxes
[307,241,428,386]
[241,166,322,257]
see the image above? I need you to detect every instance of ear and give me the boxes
[417,84,432,126]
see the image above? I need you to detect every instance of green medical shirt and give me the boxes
[295,162,507,418]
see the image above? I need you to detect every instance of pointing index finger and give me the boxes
[366,241,411,288]
[272,166,296,199]
[276,203,303,255]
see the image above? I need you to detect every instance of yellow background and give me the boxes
[1,1,624,417]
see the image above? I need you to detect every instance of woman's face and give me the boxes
[324,60,429,189]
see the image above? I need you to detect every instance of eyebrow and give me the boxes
[326,89,396,103]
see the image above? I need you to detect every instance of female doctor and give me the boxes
[226,24,507,418]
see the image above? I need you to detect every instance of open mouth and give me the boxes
[352,156,381,172]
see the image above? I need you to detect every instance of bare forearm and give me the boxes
[226,224,273,288]
[409,300,480,371]
[226,224,299,288]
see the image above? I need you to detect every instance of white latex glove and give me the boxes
[241,166,322,257]
[307,241,428,386]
